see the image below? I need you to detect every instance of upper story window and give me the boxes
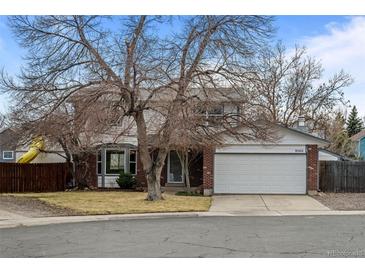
[204,105,225,126]
[207,105,224,117]
[3,151,14,160]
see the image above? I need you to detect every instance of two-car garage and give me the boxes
[214,151,307,194]
[203,125,329,195]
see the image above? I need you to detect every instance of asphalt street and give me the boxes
[1,215,365,257]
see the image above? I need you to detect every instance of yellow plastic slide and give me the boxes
[17,137,45,164]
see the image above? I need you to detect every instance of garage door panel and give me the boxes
[214,154,306,194]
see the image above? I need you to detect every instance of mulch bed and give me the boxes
[313,193,365,210]
[0,195,81,217]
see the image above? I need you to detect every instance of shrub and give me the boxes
[116,171,136,189]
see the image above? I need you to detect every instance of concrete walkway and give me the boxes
[0,209,27,222]
[209,195,330,214]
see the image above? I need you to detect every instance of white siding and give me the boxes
[98,175,120,188]
[221,126,328,146]
[216,145,306,154]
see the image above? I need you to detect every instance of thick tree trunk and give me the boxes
[135,111,167,201]
[184,151,191,193]
[70,156,77,188]
[145,164,164,201]
[73,153,90,189]
[58,139,76,188]
[145,148,168,200]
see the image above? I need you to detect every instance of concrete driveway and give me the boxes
[209,195,330,214]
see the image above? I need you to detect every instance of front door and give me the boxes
[168,151,183,183]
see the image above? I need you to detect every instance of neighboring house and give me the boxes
[0,127,66,163]
[350,130,365,160]
[15,149,66,163]
[318,148,350,161]
[0,128,18,163]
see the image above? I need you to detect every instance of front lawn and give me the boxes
[9,191,211,215]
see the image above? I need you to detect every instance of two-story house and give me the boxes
[76,92,329,195]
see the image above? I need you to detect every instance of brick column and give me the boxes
[203,147,214,196]
[306,145,318,193]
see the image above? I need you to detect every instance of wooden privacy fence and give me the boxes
[320,161,365,192]
[0,163,68,193]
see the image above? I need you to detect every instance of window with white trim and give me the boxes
[97,151,102,175]
[3,151,14,160]
[207,105,224,117]
[106,150,125,175]
[129,150,137,175]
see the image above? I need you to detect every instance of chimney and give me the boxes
[296,116,308,133]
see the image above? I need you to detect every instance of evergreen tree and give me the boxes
[346,106,364,137]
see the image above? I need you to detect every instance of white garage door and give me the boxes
[214,154,306,194]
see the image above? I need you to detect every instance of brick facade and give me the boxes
[306,144,319,192]
[202,147,214,196]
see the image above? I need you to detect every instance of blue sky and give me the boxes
[1,16,364,117]
[275,16,347,44]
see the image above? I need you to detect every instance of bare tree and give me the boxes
[1,16,274,200]
[176,149,202,193]
[245,43,353,131]
[0,113,5,129]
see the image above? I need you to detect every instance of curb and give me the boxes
[0,212,202,229]
[2,210,365,229]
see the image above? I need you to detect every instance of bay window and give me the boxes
[106,150,125,175]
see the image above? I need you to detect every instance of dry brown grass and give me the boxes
[10,191,211,215]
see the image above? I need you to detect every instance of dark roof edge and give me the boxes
[319,148,352,161]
